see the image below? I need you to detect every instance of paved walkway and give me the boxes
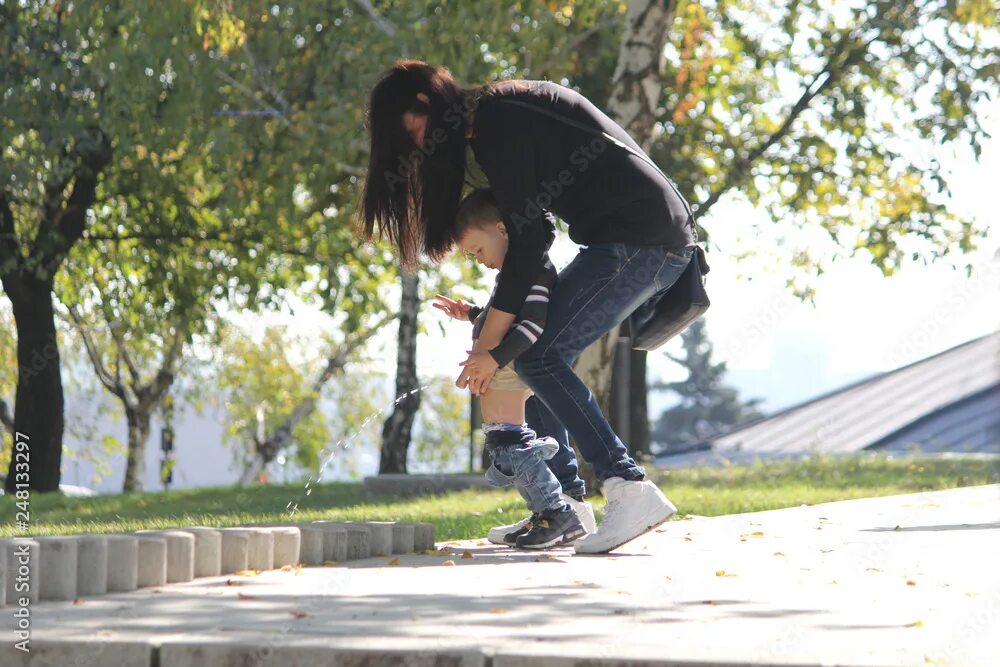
[7,484,999,666]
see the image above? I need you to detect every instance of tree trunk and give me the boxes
[570,323,621,494]
[123,405,152,493]
[629,348,651,463]
[239,444,267,485]
[571,0,680,491]
[2,274,64,494]
[379,270,421,473]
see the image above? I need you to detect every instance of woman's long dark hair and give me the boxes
[357,59,527,269]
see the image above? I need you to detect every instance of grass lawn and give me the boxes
[1,452,996,541]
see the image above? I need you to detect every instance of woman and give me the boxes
[358,60,698,554]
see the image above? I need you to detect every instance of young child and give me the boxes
[433,188,592,549]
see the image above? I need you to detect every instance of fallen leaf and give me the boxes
[773,551,785,557]
[235,569,261,577]
[442,560,456,566]
[702,600,718,605]
[905,620,924,628]
[72,598,84,605]
[683,536,693,542]
[388,558,401,566]
[866,567,881,572]
[907,580,917,586]
[715,570,736,577]
[751,531,765,537]
[225,579,240,586]
[828,580,838,585]
[461,551,473,559]
[289,610,308,619]
[237,592,257,600]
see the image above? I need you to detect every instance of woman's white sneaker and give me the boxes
[561,493,596,534]
[573,477,676,554]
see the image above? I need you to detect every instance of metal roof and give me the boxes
[870,387,1000,454]
[693,332,1000,457]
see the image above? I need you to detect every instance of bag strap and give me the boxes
[495,97,698,243]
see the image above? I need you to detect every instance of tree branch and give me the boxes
[108,322,142,388]
[66,304,127,401]
[696,29,871,217]
[0,192,21,269]
[36,128,113,275]
[353,0,398,39]
[259,310,399,460]
[214,67,292,126]
[314,310,398,393]
[148,326,185,404]
[535,17,619,80]
[80,229,326,262]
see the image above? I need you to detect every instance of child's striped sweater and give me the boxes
[469,253,558,369]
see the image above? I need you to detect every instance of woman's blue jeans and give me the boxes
[513,241,696,498]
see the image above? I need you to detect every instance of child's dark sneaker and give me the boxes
[515,505,587,549]
[503,512,540,546]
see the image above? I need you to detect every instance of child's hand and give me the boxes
[433,294,472,320]
[458,349,499,396]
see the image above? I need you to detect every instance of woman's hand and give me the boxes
[433,294,472,320]
[457,349,499,396]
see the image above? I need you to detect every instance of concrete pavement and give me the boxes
[4,484,998,666]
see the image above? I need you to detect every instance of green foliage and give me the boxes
[410,376,472,472]
[1,452,995,539]
[213,323,332,471]
[656,0,997,278]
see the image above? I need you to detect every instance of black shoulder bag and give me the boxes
[495,98,711,352]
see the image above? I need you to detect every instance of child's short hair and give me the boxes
[454,188,502,240]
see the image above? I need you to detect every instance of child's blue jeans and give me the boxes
[483,426,564,514]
